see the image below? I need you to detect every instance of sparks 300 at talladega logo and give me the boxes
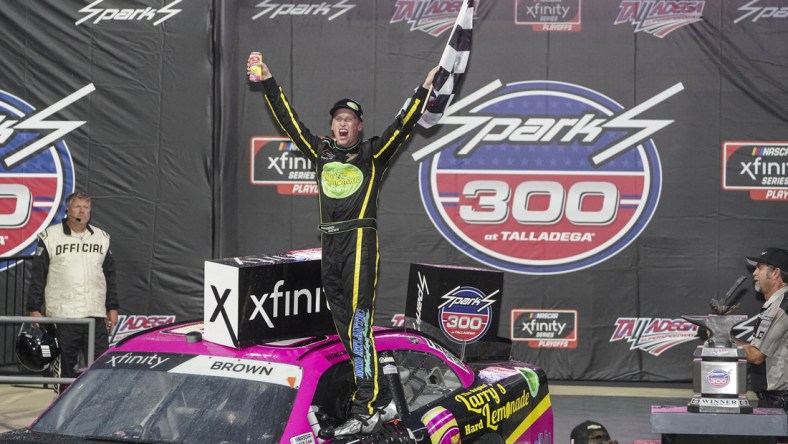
[0,85,92,257]
[438,286,496,343]
[413,80,683,274]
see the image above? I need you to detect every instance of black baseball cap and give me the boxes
[746,247,788,271]
[329,98,363,121]
[570,420,612,444]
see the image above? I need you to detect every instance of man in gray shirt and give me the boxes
[736,247,788,409]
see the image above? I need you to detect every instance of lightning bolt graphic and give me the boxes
[411,79,503,162]
[252,0,278,20]
[0,116,19,145]
[476,289,498,313]
[734,0,761,24]
[438,286,463,309]
[155,0,183,26]
[75,0,104,26]
[590,82,684,166]
[416,271,430,297]
[2,83,96,168]
[329,0,356,21]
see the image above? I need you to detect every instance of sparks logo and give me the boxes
[0,85,92,258]
[391,0,483,37]
[413,80,682,274]
[734,0,788,23]
[252,0,356,21]
[610,317,699,356]
[615,0,705,38]
[437,286,496,343]
[76,0,183,26]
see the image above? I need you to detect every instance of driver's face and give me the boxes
[331,110,363,148]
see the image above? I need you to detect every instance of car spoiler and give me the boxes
[394,316,513,363]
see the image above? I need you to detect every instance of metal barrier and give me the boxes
[0,316,95,385]
[0,256,32,369]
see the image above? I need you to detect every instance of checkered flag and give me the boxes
[418,0,473,128]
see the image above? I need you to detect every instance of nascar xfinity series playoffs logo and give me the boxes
[413,80,683,274]
[0,85,90,257]
[723,141,788,201]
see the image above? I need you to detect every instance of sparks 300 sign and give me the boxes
[413,80,683,274]
[0,85,92,257]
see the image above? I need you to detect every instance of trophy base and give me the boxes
[687,394,753,414]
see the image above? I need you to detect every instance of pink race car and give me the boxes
[0,320,553,444]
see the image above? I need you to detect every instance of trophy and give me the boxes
[682,275,753,413]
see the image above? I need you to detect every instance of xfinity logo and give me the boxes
[740,157,788,181]
[108,352,170,369]
[735,0,788,23]
[76,0,183,26]
[253,0,356,21]
[249,279,325,328]
[521,319,566,336]
[267,150,312,175]
[522,3,570,19]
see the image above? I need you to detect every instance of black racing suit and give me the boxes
[261,76,428,416]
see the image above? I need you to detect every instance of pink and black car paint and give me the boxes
[0,320,553,444]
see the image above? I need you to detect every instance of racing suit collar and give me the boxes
[61,218,94,236]
[332,137,361,152]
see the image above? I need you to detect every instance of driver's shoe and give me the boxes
[379,400,399,422]
[332,412,382,436]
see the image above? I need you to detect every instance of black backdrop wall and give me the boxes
[1,0,787,382]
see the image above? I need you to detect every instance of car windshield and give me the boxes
[31,352,299,443]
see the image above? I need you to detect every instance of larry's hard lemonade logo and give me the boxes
[0,85,92,257]
[723,141,788,201]
[413,80,683,274]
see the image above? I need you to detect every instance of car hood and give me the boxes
[0,429,172,444]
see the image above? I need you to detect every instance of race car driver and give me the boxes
[248,56,437,436]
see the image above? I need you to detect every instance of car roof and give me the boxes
[110,320,474,380]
